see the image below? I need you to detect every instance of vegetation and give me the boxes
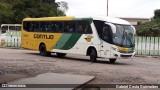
[136,9,160,36]
[0,0,68,24]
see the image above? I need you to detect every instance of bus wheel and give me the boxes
[56,53,66,57]
[39,44,51,56]
[109,59,116,63]
[90,48,97,62]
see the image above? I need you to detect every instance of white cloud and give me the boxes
[56,0,160,18]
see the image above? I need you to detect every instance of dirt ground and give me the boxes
[0,48,160,90]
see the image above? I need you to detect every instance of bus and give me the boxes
[0,24,21,46]
[0,24,22,35]
[21,16,136,63]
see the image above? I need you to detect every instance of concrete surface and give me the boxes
[0,48,160,90]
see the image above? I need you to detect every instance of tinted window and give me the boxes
[1,26,8,34]
[23,20,92,34]
[76,21,92,34]
[15,26,21,31]
[9,26,16,30]
[83,21,92,34]
[64,21,76,33]
[33,22,40,32]
[102,25,112,43]
[93,20,112,43]
[40,22,51,32]
[93,20,105,38]
[23,22,31,31]
[77,21,84,33]
[51,22,63,32]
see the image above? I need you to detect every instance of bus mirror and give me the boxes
[105,22,116,34]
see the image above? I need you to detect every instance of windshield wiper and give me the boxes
[120,30,125,46]
[121,31,134,47]
[126,33,135,47]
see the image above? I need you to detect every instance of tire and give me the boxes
[56,53,66,57]
[109,59,116,63]
[90,48,97,62]
[39,44,51,56]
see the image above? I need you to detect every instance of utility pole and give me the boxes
[107,0,108,16]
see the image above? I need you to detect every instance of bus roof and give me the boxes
[23,16,130,25]
[1,24,22,27]
[92,16,130,25]
[23,16,75,21]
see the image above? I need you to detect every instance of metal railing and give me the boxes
[0,31,21,48]
[135,36,160,56]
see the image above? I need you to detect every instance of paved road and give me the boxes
[0,48,160,88]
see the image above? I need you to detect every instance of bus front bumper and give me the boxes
[112,51,136,59]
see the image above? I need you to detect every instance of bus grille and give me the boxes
[121,55,132,57]
[119,51,134,53]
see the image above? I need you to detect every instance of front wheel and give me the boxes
[90,48,97,62]
[109,59,116,63]
[39,44,51,56]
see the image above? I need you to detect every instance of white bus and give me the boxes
[22,16,136,63]
[0,24,22,35]
[0,24,21,46]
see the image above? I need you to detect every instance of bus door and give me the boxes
[100,24,112,58]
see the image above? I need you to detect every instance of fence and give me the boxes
[0,31,21,48]
[135,36,160,56]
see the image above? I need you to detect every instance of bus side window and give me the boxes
[58,22,63,33]
[40,22,46,32]
[30,22,35,32]
[9,26,15,31]
[70,21,76,33]
[77,21,84,33]
[24,22,31,32]
[51,22,63,33]
[15,26,21,31]
[45,22,51,32]
[64,21,76,33]
[84,21,92,34]
[33,22,40,32]
[51,22,58,32]
[102,25,112,43]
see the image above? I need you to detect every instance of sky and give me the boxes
[56,0,160,18]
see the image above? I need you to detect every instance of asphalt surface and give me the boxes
[0,48,160,89]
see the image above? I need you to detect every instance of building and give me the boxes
[120,17,150,26]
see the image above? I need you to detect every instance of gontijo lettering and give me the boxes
[34,34,54,39]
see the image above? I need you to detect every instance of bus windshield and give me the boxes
[112,24,135,47]
[1,26,8,34]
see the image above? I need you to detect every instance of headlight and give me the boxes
[111,47,118,51]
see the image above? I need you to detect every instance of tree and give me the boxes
[136,19,160,36]
[136,9,160,36]
[1,0,15,3]
[57,1,68,15]
[0,1,14,25]
[12,0,68,23]
[153,9,160,19]
[0,0,69,24]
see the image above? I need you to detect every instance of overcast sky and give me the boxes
[56,0,160,18]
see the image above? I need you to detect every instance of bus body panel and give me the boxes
[21,30,62,51]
